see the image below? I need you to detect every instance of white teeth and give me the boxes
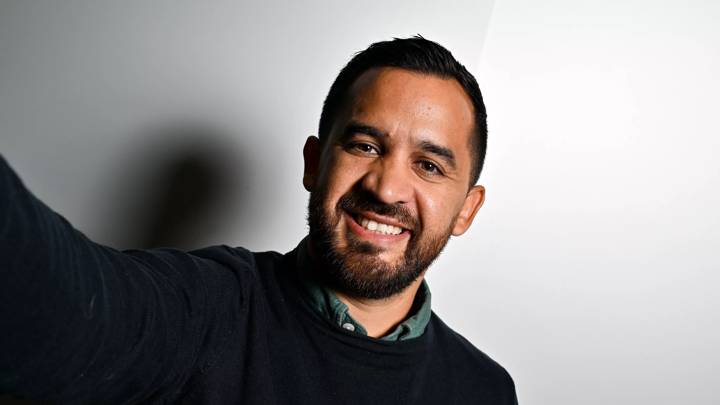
[357,216,403,235]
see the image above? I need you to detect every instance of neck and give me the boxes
[334,277,425,338]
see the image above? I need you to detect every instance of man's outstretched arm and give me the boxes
[0,156,247,403]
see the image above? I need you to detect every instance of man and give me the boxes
[0,37,517,404]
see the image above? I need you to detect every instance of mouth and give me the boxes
[346,210,411,237]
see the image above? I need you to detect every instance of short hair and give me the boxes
[318,35,487,186]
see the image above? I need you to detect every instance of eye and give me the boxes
[347,142,380,156]
[417,160,444,176]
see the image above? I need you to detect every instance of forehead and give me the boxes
[340,67,475,156]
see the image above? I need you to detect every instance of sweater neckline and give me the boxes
[277,246,435,363]
[294,237,433,341]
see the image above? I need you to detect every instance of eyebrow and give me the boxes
[341,121,388,140]
[419,140,457,170]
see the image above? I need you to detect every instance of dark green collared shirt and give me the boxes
[296,238,432,341]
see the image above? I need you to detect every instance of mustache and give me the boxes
[337,188,418,231]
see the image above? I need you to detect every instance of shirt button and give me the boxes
[342,323,355,332]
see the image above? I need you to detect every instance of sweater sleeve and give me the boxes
[0,156,249,404]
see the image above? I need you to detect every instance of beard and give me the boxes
[307,185,453,300]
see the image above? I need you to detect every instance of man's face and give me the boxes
[305,67,484,299]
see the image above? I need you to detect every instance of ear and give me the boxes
[452,185,485,236]
[303,136,321,191]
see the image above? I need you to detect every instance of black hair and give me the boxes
[318,35,487,185]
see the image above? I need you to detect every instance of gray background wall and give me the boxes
[1,1,718,404]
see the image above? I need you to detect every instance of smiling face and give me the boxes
[305,67,485,299]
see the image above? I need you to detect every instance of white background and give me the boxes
[1,1,718,404]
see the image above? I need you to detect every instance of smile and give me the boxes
[345,210,411,240]
[357,216,404,235]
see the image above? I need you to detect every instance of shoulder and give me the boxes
[188,244,257,270]
[186,245,284,272]
[120,245,262,305]
[428,313,518,404]
[184,246,292,299]
[123,244,257,274]
[428,313,507,374]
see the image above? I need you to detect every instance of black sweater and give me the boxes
[0,156,517,404]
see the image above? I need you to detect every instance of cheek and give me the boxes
[416,191,447,227]
[416,188,467,231]
[320,155,365,206]
[325,154,367,189]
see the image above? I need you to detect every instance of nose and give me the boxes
[360,157,413,205]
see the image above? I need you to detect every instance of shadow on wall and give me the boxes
[99,123,249,251]
[0,124,248,404]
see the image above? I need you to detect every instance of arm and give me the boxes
[0,156,245,403]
